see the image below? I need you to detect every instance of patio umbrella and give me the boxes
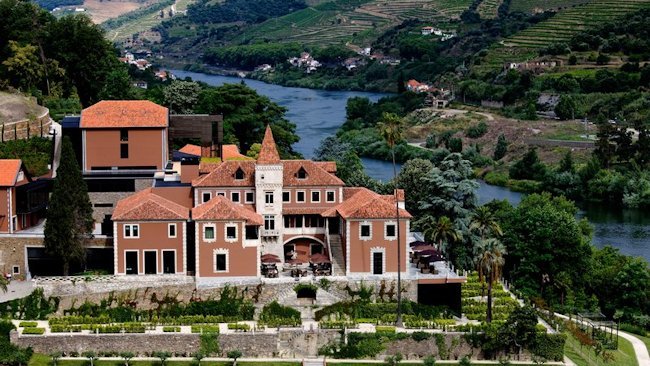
[418,249,441,256]
[412,245,437,252]
[409,240,428,247]
[286,258,304,265]
[261,253,280,259]
[261,256,281,264]
[310,253,331,264]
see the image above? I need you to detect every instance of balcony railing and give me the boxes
[261,229,280,237]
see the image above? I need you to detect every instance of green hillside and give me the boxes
[235,0,471,46]
[481,0,650,69]
[509,0,592,13]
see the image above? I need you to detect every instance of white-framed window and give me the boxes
[265,191,274,204]
[214,248,229,273]
[385,222,397,240]
[217,191,226,197]
[12,265,19,275]
[202,192,212,203]
[359,222,372,240]
[231,192,240,203]
[311,190,320,203]
[282,190,291,203]
[168,223,177,238]
[124,224,140,238]
[245,191,255,203]
[203,224,216,242]
[225,224,238,242]
[326,190,335,203]
[264,215,275,231]
[296,191,306,202]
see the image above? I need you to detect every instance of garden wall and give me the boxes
[10,329,341,358]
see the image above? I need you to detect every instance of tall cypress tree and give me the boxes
[44,136,93,275]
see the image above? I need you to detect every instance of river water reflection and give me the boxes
[172,70,650,261]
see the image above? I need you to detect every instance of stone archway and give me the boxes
[282,236,325,263]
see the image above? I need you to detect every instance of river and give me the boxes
[172,70,650,261]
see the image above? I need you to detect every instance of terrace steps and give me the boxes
[328,234,345,276]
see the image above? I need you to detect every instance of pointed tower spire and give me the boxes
[257,125,280,164]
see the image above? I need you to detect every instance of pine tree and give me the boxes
[44,137,93,275]
[493,134,507,161]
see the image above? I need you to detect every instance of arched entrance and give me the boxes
[283,236,325,263]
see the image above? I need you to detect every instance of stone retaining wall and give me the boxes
[1,110,51,142]
[10,330,340,358]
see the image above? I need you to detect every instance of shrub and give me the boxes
[18,321,38,328]
[162,326,181,332]
[227,323,250,331]
[258,301,301,327]
[320,320,357,329]
[22,327,45,335]
[530,333,566,361]
[411,331,432,342]
[199,333,220,355]
[294,283,318,298]
[465,122,488,138]
[191,325,220,333]
[375,325,396,334]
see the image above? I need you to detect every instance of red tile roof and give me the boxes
[179,144,201,156]
[192,195,263,225]
[193,161,256,187]
[80,100,168,128]
[323,187,411,219]
[199,162,220,174]
[113,188,190,221]
[0,160,22,186]
[282,160,344,186]
[283,207,329,215]
[315,161,337,173]
[180,144,252,160]
[257,125,280,164]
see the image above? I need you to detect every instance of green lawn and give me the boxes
[564,332,638,366]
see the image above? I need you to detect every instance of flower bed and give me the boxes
[227,323,250,332]
[18,321,38,328]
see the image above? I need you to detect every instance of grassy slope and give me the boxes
[564,333,638,366]
[235,0,472,46]
[480,0,650,70]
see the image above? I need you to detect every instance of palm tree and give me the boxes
[475,238,507,323]
[470,206,503,240]
[377,112,405,327]
[421,216,461,252]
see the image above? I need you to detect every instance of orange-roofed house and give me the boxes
[80,100,168,173]
[0,159,45,233]
[192,195,262,280]
[112,188,190,275]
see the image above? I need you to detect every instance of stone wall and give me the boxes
[10,330,340,358]
[1,110,51,142]
[0,236,113,281]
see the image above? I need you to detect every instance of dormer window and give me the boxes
[296,167,307,179]
[235,168,245,180]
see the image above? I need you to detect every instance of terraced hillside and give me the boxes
[104,0,195,42]
[237,0,472,46]
[508,0,592,13]
[482,0,650,68]
[477,0,503,19]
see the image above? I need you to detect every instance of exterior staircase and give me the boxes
[328,234,345,276]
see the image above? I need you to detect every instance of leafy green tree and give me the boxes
[246,143,261,159]
[45,14,120,106]
[509,148,547,181]
[420,216,461,253]
[501,193,592,307]
[226,350,242,366]
[554,95,577,120]
[2,41,44,91]
[384,352,403,365]
[476,238,507,323]
[82,351,97,366]
[313,136,366,183]
[43,137,93,275]
[500,306,538,354]
[196,83,300,158]
[163,80,201,114]
[558,151,575,173]
[100,67,135,100]
[153,351,171,366]
[377,111,405,327]
[192,352,204,366]
[49,351,62,366]
[396,158,434,218]
[493,134,508,161]
[119,352,134,366]
[423,355,436,366]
